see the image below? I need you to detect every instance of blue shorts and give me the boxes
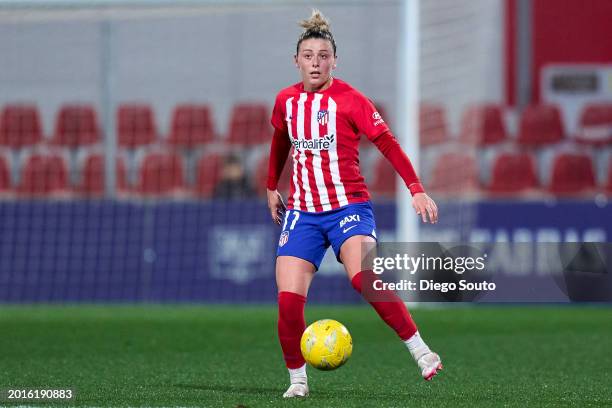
[276,201,378,270]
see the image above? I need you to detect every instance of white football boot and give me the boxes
[282,382,309,398]
[417,351,443,381]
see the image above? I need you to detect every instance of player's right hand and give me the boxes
[267,188,287,225]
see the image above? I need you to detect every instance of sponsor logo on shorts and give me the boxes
[343,225,357,234]
[339,214,360,228]
[279,231,289,247]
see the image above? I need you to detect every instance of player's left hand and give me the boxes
[412,192,438,223]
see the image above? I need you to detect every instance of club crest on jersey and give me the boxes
[279,231,290,247]
[317,110,329,125]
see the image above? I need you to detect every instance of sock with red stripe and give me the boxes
[278,291,308,375]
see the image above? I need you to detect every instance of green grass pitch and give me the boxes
[1,305,611,407]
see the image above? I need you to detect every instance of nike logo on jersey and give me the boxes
[343,225,357,234]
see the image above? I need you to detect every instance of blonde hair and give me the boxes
[296,9,336,55]
[299,9,331,32]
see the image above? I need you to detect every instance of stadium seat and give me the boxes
[429,152,479,193]
[370,156,397,197]
[168,104,215,148]
[76,154,128,196]
[227,103,272,145]
[117,104,157,148]
[137,152,186,195]
[576,103,612,145]
[420,104,449,146]
[0,155,10,191]
[17,153,69,196]
[459,104,507,146]
[0,104,43,148]
[487,152,539,194]
[517,104,564,147]
[194,153,224,197]
[548,153,596,195]
[254,154,291,196]
[53,104,101,147]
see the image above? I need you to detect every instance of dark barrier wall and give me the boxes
[0,200,610,303]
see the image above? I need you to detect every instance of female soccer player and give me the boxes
[267,10,441,398]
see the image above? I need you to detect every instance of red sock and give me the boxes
[278,291,307,369]
[351,270,418,341]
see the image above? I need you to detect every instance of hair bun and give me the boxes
[299,9,331,32]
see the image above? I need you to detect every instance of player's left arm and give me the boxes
[349,92,438,223]
[370,130,438,224]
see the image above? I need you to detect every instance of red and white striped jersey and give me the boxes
[271,78,389,212]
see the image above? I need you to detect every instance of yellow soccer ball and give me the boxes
[300,319,353,370]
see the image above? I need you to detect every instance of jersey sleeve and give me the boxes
[270,93,287,132]
[350,92,390,141]
[371,130,425,196]
[267,128,292,190]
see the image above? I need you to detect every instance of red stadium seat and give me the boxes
[194,153,224,197]
[429,152,479,193]
[117,104,157,148]
[459,104,507,146]
[548,153,596,196]
[0,155,10,191]
[0,104,43,148]
[576,103,612,145]
[137,152,185,195]
[76,154,128,196]
[227,103,272,145]
[254,154,292,196]
[487,152,539,194]
[517,104,564,147]
[168,104,215,148]
[53,104,101,147]
[17,153,69,195]
[420,104,449,146]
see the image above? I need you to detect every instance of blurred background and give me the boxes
[0,0,610,303]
